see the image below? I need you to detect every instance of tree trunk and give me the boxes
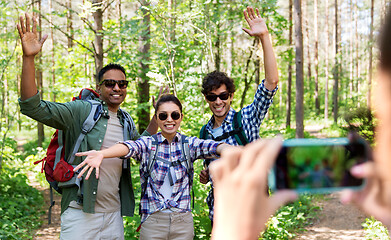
[36,0,45,147]
[333,0,339,124]
[93,0,104,83]
[49,0,56,102]
[67,0,73,49]
[314,0,320,113]
[286,0,293,129]
[168,0,177,92]
[324,0,329,121]
[295,0,304,138]
[138,0,151,133]
[117,0,122,54]
[214,0,221,71]
[368,0,374,109]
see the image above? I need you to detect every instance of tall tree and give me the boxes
[138,0,151,133]
[66,0,73,49]
[93,0,104,80]
[325,0,330,121]
[314,0,320,113]
[333,0,340,124]
[35,0,45,147]
[368,0,374,108]
[295,0,304,138]
[286,0,293,128]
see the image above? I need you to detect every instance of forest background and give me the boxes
[0,0,388,239]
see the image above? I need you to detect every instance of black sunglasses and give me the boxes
[99,79,129,89]
[157,111,181,121]
[205,92,230,102]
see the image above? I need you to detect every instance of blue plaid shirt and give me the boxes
[121,132,219,223]
[203,80,277,144]
[203,80,277,220]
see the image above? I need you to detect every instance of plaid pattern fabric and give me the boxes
[121,132,219,223]
[203,80,277,221]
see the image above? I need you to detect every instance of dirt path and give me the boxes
[294,193,367,239]
[28,173,61,239]
[294,125,367,239]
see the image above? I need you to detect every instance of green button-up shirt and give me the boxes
[19,92,149,216]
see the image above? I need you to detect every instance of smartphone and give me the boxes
[268,137,370,194]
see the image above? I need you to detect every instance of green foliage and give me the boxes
[0,143,44,240]
[362,217,390,240]
[343,107,376,144]
[261,195,320,239]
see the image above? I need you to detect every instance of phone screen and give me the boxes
[269,138,369,194]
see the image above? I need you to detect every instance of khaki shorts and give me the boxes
[60,207,124,240]
[140,211,194,240]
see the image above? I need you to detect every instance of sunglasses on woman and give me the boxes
[99,79,129,89]
[157,111,181,121]
[205,92,230,102]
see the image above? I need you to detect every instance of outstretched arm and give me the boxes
[243,7,278,91]
[17,13,48,100]
[73,143,129,180]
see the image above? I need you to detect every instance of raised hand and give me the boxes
[152,85,170,109]
[73,150,105,180]
[17,13,48,57]
[242,7,269,38]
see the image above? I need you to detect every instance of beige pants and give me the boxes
[60,207,124,240]
[140,211,194,240]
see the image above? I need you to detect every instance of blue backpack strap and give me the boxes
[119,109,137,141]
[67,100,102,165]
[180,135,194,208]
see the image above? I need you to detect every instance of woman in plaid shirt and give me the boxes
[75,94,230,239]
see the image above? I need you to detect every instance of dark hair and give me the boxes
[201,71,236,95]
[380,5,391,71]
[155,94,183,113]
[97,63,126,85]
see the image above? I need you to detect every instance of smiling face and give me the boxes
[205,84,234,124]
[97,69,127,112]
[156,101,183,142]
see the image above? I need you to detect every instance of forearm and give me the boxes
[101,143,129,158]
[258,33,278,91]
[21,56,38,100]
[145,115,158,135]
[216,143,233,156]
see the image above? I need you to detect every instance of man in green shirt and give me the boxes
[17,13,158,239]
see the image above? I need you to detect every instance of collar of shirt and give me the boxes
[205,107,236,132]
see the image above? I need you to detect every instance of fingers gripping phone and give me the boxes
[269,137,370,194]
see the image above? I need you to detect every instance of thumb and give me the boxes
[40,34,48,46]
[268,190,298,213]
[242,28,252,36]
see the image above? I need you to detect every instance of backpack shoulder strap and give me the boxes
[119,109,136,141]
[232,111,249,146]
[148,134,159,174]
[199,124,208,140]
[67,100,103,164]
[181,135,191,172]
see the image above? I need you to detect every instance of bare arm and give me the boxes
[242,7,278,91]
[17,13,48,100]
[145,85,170,135]
[73,143,129,179]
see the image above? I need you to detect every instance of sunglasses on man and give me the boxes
[157,111,182,121]
[205,92,230,102]
[99,79,129,89]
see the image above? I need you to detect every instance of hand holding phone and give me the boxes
[269,137,371,194]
